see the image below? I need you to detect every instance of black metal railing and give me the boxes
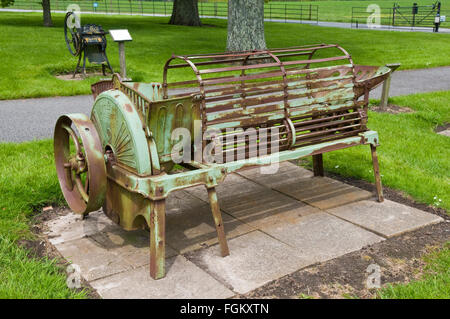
[351,2,447,29]
[6,0,319,24]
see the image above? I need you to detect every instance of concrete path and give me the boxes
[371,66,450,98]
[45,162,442,298]
[0,95,93,143]
[1,66,449,143]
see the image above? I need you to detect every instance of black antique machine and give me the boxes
[64,11,114,77]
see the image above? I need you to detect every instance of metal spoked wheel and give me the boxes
[64,11,81,57]
[54,114,106,216]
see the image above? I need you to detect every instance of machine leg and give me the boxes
[207,187,229,257]
[149,199,166,279]
[82,51,87,78]
[104,54,114,75]
[370,145,384,202]
[312,154,324,177]
[102,64,106,76]
[73,54,82,78]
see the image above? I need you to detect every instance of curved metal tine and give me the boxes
[61,124,82,156]
[63,163,74,191]
[74,174,89,203]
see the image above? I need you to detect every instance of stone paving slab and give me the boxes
[45,210,118,245]
[89,228,178,267]
[186,171,321,230]
[327,199,444,237]
[237,161,313,188]
[185,173,266,202]
[217,187,320,230]
[260,212,384,262]
[274,176,374,210]
[54,227,178,281]
[54,234,176,282]
[165,191,253,254]
[189,231,311,294]
[90,255,235,299]
[438,129,450,137]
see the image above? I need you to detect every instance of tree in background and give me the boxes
[1,0,52,26]
[227,0,267,52]
[41,0,53,26]
[169,0,201,26]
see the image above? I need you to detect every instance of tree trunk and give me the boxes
[227,0,266,52]
[169,0,201,26]
[42,0,53,27]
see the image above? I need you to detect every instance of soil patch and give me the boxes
[55,70,112,81]
[370,104,414,114]
[240,222,449,299]
[435,123,450,133]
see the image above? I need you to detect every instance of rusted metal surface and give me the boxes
[370,144,384,203]
[55,44,388,280]
[207,187,230,257]
[54,113,106,216]
[312,154,324,177]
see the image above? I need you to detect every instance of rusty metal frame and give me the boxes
[59,44,392,280]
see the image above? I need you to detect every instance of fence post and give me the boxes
[118,0,120,14]
[285,4,287,22]
[309,4,311,20]
[317,6,319,24]
[392,6,396,26]
[141,0,143,15]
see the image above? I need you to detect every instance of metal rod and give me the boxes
[370,144,384,202]
[207,187,230,257]
[149,199,166,279]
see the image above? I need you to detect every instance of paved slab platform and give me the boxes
[45,162,443,298]
[90,255,234,299]
[327,199,443,237]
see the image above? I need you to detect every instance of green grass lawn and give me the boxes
[0,89,448,298]
[0,12,449,99]
[0,140,87,298]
